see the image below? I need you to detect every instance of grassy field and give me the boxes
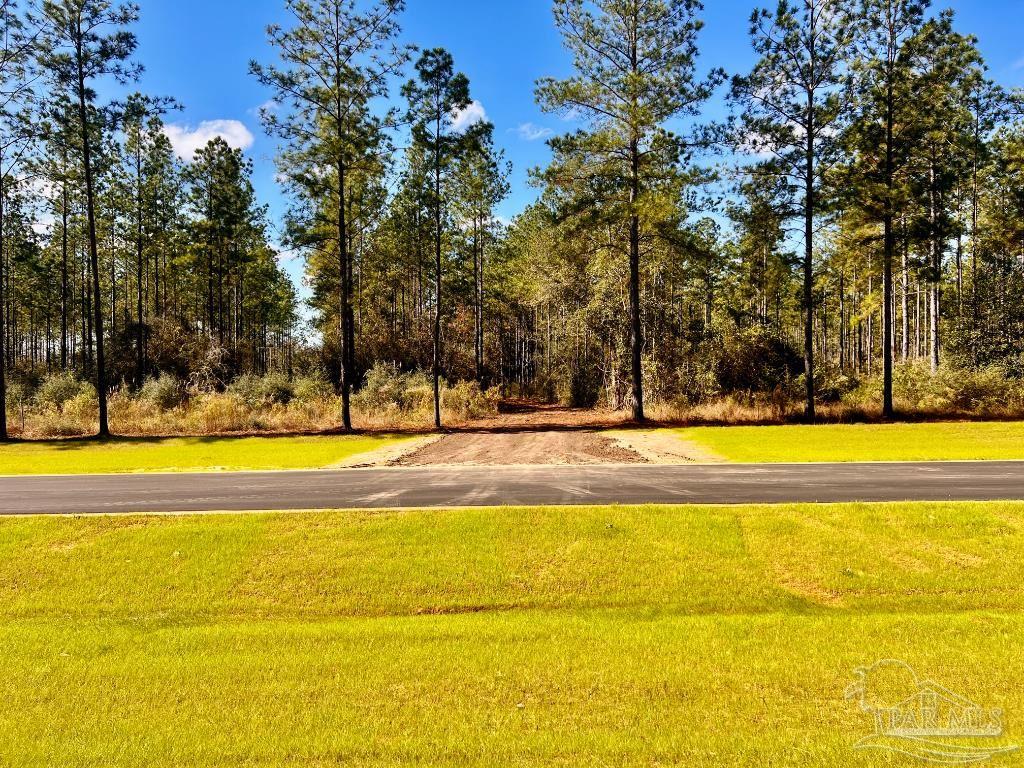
[2,502,1023,765]
[677,420,1024,463]
[0,434,416,475]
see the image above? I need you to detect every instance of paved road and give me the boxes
[2,462,1024,515]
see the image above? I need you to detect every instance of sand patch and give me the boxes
[609,429,725,464]
[331,435,445,468]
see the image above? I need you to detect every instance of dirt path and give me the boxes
[464,400,635,431]
[345,402,722,467]
[398,430,644,466]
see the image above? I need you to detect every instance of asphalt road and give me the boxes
[2,461,1024,515]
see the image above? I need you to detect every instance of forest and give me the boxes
[2,0,1024,439]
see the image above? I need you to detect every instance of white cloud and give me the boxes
[561,106,583,122]
[451,100,487,132]
[515,122,553,141]
[249,100,279,117]
[163,120,255,160]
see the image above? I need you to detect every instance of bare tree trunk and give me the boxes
[474,214,484,384]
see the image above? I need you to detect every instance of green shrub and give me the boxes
[293,372,335,403]
[713,327,803,395]
[844,362,1024,413]
[901,363,1022,412]
[442,380,498,420]
[140,374,186,410]
[35,372,95,411]
[355,362,496,420]
[817,368,859,404]
[356,363,433,412]
[228,373,295,408]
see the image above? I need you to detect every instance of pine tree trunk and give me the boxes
[60,175,69,370]
[76,34,109,437]
[628,138,644,423]
[803,112,816,421]
[135,155,145,387]
[433,118,443,430]
[882,83,895,419]
[901,229,910,361]
[0,165,7,441]
[337,157,352,431]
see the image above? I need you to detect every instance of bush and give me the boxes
[293,372,335,403]
[35,372,95,412]
[191,393,252,433]
[354,362,497,422]
[4,380,28,410]
[668,327,802,407]
[817,368,859,404]
[140,374,186,410]
[228,373,295,408]
[713,327,803,395]
[566,366,601,408]
[442,380,498,420]
[898,363,1022,412]
[356,363,433,413]
[843,361,1024,414]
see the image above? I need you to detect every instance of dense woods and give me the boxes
[2,0,1024,438]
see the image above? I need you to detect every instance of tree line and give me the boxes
[0,0,298,439]
[2,0,1024,439]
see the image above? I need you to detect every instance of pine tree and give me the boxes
[454,121,510,385]
[536,0,721,422]
[403,48,472,429]
[37,0,143,437]
[846,0,928,418]
[252,0,408,431]
[0,0,37,440]
[730,0,851,420]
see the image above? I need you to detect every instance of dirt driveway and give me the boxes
[384,402,721,467]
[398,430,643,466]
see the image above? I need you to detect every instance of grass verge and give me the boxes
[675,420,1024,463]
[0,434,417,475]
[1,502,1023,765]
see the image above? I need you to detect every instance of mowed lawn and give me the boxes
[0,434,416,475]
[2,503,1024,765]
[677,420,1024,463]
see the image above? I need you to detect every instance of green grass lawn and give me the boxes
[676,420,1024,463]
[2,502,1023,765]
[0,434,416,475]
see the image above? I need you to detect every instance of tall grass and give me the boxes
[3,366,499,439]
[5,362,1024,438]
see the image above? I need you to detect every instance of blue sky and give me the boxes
[128,0,1024,286]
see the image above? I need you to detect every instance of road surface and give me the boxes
[2,462,1024,515]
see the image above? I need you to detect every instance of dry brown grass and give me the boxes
[7,387,1024,441]
[4,390,498,440]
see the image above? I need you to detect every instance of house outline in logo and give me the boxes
[846,659,1019,765]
